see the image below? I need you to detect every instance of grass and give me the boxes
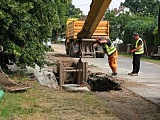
[119,52,160,65]
[0,77,39,119]
[0,74,116,120]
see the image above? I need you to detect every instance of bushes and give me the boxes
[0,0,71,69]
[123,19,158,46]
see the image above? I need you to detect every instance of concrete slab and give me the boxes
[62,84,90,92]
[127,87,160,106]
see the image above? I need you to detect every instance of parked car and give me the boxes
[61,38,65,43]
[43,38,52,48]
[58,37,65,43]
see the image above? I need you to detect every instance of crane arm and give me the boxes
[77,0,112,39]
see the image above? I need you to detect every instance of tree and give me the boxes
[104,9,117,41]
[121,0,160,16]
[51,0,72,43]
[104,4,158,45]
[104,9,132,41]
[123,18,157,45]
[153,27,159,45]
[66,4,83,18]
[158,5,160,41]
[144,19,158,46]
[52,2,83,43]
[115,12,132,40]
[0,0,71,69]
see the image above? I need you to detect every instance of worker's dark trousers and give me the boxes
[132,54,142,73]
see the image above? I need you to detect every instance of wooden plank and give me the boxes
[0,83,31,92]
[64,67,75,69]
[64,69,82,72]
[7,86,32,92]
[59,63,63,90]
[83,62,88,82]
[77,62,83,85]
[0,68,31,92]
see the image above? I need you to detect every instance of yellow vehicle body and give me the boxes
[65,0,112,58]
[66,20,109,39]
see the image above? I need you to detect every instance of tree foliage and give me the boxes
[158,6,160,40]
[123,20,149,44]
[144,19,158,46]
[123,18,157,45]
[153,27,159,46]
[104,0,159,46]
[104,9,117,41]
[0,0,71,69]
[105,9,132,41]
[121,0,160,16]
[52,2,83,42]
[66,4,83,18]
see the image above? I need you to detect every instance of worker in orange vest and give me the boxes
[94,37,118,76]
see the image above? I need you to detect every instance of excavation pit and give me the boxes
[52,54,121,92]
[87,73,121,92]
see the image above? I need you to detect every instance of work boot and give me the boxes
[111,72,117,76]
[128,72,134,75]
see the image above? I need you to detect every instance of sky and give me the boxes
[72,0,125,15]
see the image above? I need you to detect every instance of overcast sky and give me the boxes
[72,0,125,15]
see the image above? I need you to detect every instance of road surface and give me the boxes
[52,44,160,106]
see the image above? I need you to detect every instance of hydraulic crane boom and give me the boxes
[77,0,112,39]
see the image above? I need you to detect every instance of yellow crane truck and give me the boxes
[65,0,112,58]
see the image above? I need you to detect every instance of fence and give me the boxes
[116,43,158,57]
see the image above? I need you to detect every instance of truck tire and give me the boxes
[69,43,73,57]
[100,53,105,58]
[66,49,69,55]
[69,42,79,57]
[96,52,100,58]
[72,43,79,57]
[95,46,105,58]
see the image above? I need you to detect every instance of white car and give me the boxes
[61,38,65,43]
[43,38,52,48]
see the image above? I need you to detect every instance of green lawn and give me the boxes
[119,52,160,65]
[0,75,116,120]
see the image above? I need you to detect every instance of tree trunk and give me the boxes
[158,6,160,40]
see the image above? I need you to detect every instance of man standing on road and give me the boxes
[128,33,144,76]
[94,37,118,76]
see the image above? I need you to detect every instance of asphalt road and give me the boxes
[52,44,160,106]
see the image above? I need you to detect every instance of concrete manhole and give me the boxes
[62,84,90,92]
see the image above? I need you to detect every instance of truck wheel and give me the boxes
[69,42,79,57]
[66,49,69,55]
[95,46,104,58]
[69,43,73,57]
[72,44,79,57]
[100,54,105,58]
[96,53,100,58]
